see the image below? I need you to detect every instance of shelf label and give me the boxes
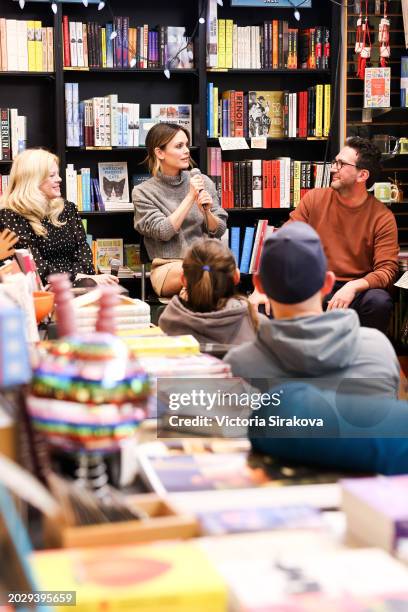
[251,137,267,149]
[219,137,249,151]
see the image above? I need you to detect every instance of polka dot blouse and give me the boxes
[0,201,95,284]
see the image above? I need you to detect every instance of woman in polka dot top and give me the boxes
[0,149,118,287]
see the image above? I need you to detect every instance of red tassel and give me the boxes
[358,56,367,79]
[380,56,387,67]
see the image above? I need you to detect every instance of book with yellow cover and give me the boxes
[126,334,200,356]
[31,542,227,612]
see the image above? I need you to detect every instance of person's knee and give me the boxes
[361,289,393,315]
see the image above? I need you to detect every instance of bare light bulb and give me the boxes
[199,17,205,24]
[110,30,117,40]
[98,0,105,9]
[164,67,171,79]
[82,0,88,6]
[217,0,223,5]
[294,8,300,21]
[19,0,25,9]
[51,2,57,14]
[130,58,137,68]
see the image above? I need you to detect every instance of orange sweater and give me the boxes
[289,188,399,289]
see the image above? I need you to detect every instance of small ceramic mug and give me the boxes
[374,182,399,203]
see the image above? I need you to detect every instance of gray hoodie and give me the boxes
[224,309,400,397]
[159,296,267,345]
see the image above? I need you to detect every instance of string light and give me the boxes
[51,1,57,14]
[217,0,223,5]
[199,17,205,24]
[82,0,88,6]
[164,66,171,79]
[19,0,25,9]
[130,57,137,68]
[294,8,301,20]
[97,1,105,10]
[110,30,117,40]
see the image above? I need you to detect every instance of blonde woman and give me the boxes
[0,149,118,286]
[133,122,227,297]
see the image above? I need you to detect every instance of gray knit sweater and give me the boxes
[132,171,228,260]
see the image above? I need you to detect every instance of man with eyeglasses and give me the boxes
[251,137,398,335]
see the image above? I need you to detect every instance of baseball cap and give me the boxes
[259,222,327,304]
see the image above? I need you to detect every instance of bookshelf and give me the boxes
[344,0,408,245]
[0,0,342,294]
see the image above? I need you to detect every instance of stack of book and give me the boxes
[72,290,150,334]
[0,18,54,72]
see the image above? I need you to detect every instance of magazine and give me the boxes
[97,162,129,204]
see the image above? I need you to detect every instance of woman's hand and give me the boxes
[92,273,120,285]
[0,228,19,261]
[189,173,205,200]
[196,190,213,215]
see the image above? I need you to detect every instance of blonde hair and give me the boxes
[0,148,65,237]
[144,122,193,176]
[182,238,259,330]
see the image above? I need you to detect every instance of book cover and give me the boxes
[95,238,123,268]
[197,504,322,535]
[98,162,129,204]
[150,104,192,138]
[31,542,226,612]
[166,26,194,69]
[248,91,284,138]
[364,67,391,108]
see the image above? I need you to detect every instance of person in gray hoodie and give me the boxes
[224,222,400,397]
[159,238,268,344]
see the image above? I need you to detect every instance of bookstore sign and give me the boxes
[230,0,311,7]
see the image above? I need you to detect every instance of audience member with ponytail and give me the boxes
[158,238,268,344]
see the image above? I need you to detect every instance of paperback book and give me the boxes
[364,67,391,108]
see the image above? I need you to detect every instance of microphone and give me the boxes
[109,258,121,277]
[190,167,204,193]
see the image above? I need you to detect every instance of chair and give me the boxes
[139,236,150,303]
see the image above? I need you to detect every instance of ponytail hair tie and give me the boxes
[202,265,211,272]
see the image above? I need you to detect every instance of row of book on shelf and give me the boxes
[210,19,330,71]
[0,18,54,72]
[62,16,194,70]
[228,219,274,274]
[65,84,192,148]
[207,86,331,139]
[0,108,27,161]
[207,149,331,209]
[65,161,139,211]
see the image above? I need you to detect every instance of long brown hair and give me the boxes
[182,238,259,329]
[144,122,192,176]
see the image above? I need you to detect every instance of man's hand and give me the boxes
[326,281,358,310]
[249,287,271,316]
[0,228,19,261]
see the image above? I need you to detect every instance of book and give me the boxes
[197,504,322,535]
[248,90,284,138]
[150,104,192,137]
[98,161,129,204]
[95,238,123,269]
[31,542,226,612]
[364,67,391,109]
[199,533,408,611]
[166,26,194,69]
[342,475,408,553]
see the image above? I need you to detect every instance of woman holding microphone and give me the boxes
[133,122,227,297]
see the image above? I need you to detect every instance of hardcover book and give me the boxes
[98,161,129,204]
[364,67,391,108]
[95,238,123,269]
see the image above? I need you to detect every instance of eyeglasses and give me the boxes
[330,159,359,171]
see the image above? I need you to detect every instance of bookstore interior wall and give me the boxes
[0,0,344,292]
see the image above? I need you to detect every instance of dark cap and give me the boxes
[259,222,327,304]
